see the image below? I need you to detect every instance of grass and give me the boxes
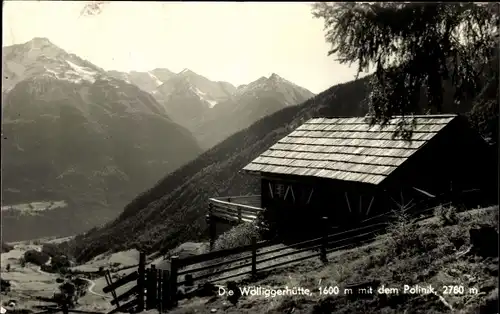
[168,206,498,314]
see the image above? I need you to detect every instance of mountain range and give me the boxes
[1,37,315,241]
[108,67,315,150]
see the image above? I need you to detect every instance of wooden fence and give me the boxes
[101,194,472,313]
[103,214,392,313]
[34,296,104,314]
[103,252,177,314]
[206,196,264,250]
[208,196,264,223]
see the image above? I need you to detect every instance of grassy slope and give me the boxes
[69,77,371,261]
[169,207,498,314]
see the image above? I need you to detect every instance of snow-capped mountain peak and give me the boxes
[2,38,107,91]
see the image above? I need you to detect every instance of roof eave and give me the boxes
[239,169,261,176]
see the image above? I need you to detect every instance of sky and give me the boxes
[2,1,362,94]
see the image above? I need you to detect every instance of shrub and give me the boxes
[1,279,11,292]
[384,206,433,257]
[255,210,278,240]
[51,255,71,271]
[184,222,262,282]
[42,243,65,258]
[434,205,459,226]
[214,221,261,251]
[23,249,50,266]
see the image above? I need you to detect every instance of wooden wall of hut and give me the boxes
[381,117,495,209]
[260,174,383,237]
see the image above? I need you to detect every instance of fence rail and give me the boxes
[101,215,390,313]
[208,196,264,223]
[33,297,105,314]
[103,252,176,314]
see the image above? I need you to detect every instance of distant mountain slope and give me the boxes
[1,38,202,241]
[108,67,315,150]
[68,77,370,261]
[107,68,175,94]
[151,69,237,134]
[195,73,316,149]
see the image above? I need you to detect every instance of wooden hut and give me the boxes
[238,114,493,229]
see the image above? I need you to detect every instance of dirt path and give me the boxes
[80,278,110,299]
[35,265,110,300]
[35,266,51,277]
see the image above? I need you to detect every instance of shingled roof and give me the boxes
[242,114,458,185]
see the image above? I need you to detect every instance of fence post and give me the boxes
[251,236,257,279]
[62,302,69,314]
[169,256,179,308]
[161,269,169,311]
[320,217,328,264]
[105,270,119,306]
[146,264,157,310]
[137,251,146,312]
[238,207,242,223]
[157,270,163,313]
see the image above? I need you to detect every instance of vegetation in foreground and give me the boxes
[167,206,498,314]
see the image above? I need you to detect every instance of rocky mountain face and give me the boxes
[150,69,237,136]
[107,68,175,94]
[1,38,203,241]
[196,73,316,150]
[106,67,315,151]
[144,69,315,150]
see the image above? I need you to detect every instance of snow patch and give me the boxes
[44,67,60,78]
[66,60,97,83]
[189,86,217,108]
[207,100,217,108]
[148,72,163,86]
[194,87,206,96]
